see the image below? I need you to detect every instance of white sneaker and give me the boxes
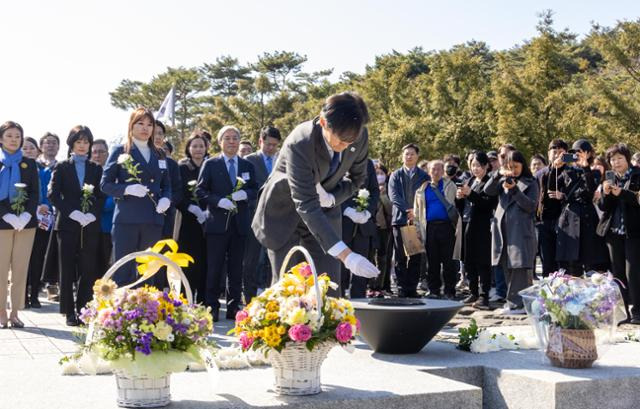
[489,294,506,303]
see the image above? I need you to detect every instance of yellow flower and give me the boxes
[265,312,279,321]
[345,315,357,326]
[93,279,117,299]
[285,307,308,325]
[277,325,286,335]
[152,321,173,341]
[266,301,279,312]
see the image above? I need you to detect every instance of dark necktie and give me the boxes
[328,150,340,177]
[228,158,236,185]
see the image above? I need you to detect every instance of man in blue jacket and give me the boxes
[388,144,429,297]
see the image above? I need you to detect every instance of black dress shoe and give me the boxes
[66,314,79,327]
[463,295,478,304]
[631,317,640,325]
[30,298,42,308]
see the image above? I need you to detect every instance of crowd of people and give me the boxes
[1,102,640,329]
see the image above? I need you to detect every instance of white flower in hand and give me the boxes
[358,189,370,200]
[188,180,197,187]
[82,183,94,193]
[117,153,131,164]
[14,183,27,189]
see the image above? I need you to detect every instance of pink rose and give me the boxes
[335,322,353,343]
[235,310,249,323]
[288,324,312,342]
[239,332,254,350]
[300,264,312,278]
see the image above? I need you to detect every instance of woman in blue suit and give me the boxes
[101,108,171,285]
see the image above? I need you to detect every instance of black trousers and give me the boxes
[371,227,392,292]
[606,233,640,319]
[205,223,245,313]
[178,218,207,303]
[26,227,50,300]
[426,221,457,296]
[537,219,558,277]
[242,227,270,302]
[341,226,372,299]
[466,261,491,299]
[41,229,59,284]
[57,229,100,316]
[111,223,162,286]
[392,226,422,296]
[96,232,113,279]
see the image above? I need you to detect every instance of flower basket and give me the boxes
[546,326,597,369]
[269,342,333,395]
[231,245,360,396]
[76,240,213,408]
[114,370,171,408]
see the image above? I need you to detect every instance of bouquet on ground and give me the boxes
[230,262,360,353]
[520,271,624,368]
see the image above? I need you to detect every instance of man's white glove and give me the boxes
[231,190,247,202]
[343,207,371,224]
[218,198,236,211]
[155,197,170,214]
[83,213,96,225]
[344,252,380,278]
[188,204,207,224]
[315,183,335,208]
[2,213,20,230]
[70,210,88,226]
[17,212,32,230]
[124,184,149,198]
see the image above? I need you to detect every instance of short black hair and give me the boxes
[240,140,253,148]
[66,125,94,157]
[531,153,547,166]
[605,143,632,167]
[260,126,281,141]
[0,121,24,149]
[93,139,109,150]
[39,132,59,147]
[444,153,461,166]
[320,92,369,143]
[470,151,489,167]
[155,120,166,134]
[402,143,420,155]
[164,140,174,154]
[548,139,568,151]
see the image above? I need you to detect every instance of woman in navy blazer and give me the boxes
[0,121,39,328]
[48,126,105,325]
[101,108,171,286]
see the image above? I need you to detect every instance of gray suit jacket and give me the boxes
[252,118,369,253]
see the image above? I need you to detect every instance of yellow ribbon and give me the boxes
[135,239,194,281]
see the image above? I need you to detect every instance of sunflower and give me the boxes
[93,278,118,299]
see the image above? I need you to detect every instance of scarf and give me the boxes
[0,148,23,202]
[71,153,88,187]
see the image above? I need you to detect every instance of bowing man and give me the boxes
[101,108,171,286]
[196,126,257,321]
[252,92,379,296]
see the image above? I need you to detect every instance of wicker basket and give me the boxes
[546,326,598,369]
[88,249,194,407]
[115,371,171,408]
[268,246,334,395]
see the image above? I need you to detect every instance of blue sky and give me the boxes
[1,0,639,157]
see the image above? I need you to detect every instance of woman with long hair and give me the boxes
[100,108,171,286]
[484,150,539,314]
[0,121,39,328]
[48,126,104,325]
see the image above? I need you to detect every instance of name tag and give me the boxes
[242,172,250,181]
[158,160,167,170]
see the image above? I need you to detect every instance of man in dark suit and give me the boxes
[388,143,429,297]
[252,92,379,295]
[196,125,257,321]
[242,126,281,302]
[340,159,380,298]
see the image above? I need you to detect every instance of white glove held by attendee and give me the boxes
[17,212,32,230]
[69,210,87,226]
[231,190,247,202]
[188,204,207,224]
[83,213,96,225]
[344,252,380,278]
[124,184,149,198]
[2,213,20,230]
[156,197,170,214]
[315,183,335,208]
[343,207,371,224]
[218,198,236,211]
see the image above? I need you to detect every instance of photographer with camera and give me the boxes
[553,139,610,276]
[484,150,539,314]
[597,143,640,325]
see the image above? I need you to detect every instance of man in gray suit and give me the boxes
[242,126,281,301]
[252,92,379,294]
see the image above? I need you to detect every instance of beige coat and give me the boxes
[413,179,462,260]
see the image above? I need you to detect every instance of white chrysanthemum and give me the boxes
[82,183,94,193]
[14,182,27,189]
[358,189,370,199]
[117,153,131,164]
[188,180,197,186]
